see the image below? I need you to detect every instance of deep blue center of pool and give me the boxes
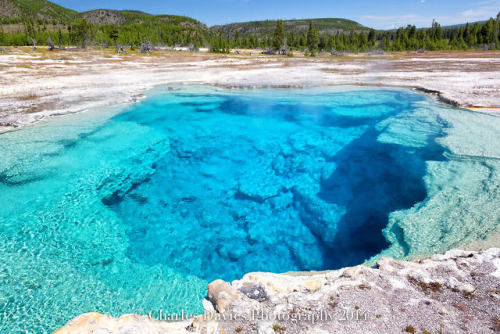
[102,87,444,280]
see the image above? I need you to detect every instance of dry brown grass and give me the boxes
[23,101,58,114]
[15,63,32,69]
[18,92,40,101]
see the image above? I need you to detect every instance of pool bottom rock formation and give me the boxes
[55,248,500,334]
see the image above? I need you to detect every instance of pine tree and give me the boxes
[72,18,91,48]
[481,18,495,45]
[109,24,119,51]
[329,34,336,50]
[368,29,376,48]
[431,19,442,41]
[299,32,306,49]
[273,20,285,51]
[306,22,319,55]
[56,29,63,48]
[319,33,327,50]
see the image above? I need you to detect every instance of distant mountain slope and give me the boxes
[80,9,149,25]
[0,0,77,22]
[80,9,205,28]
[442,20,488,29]
[1,1,366,35]
[211,18,369,37]
[0,0,206,28]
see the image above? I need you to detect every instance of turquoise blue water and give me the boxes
[0,86,498,332]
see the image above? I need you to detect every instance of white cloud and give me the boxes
[360,14,437,29]
[360,0,500,29]
[459,1,500,21]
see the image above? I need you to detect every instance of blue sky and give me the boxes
[52,0,500,28]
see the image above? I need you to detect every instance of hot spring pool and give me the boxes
[0,86,499,332]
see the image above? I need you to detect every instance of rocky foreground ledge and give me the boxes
[55,248,500,333]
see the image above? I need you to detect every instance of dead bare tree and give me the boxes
[330,49,345,57]
[116,44,126,54]
[29,37,37,50]
[261,48,276,55]
[47,38,55,51]
[140,40,153,54]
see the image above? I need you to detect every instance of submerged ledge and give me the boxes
[215,83,492,112]
[55,248,500,334]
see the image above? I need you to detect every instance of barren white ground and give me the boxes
[1,49,499,132]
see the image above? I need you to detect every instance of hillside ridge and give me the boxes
[0,1,367,32]
[0,0,77,22]
[211,17,368,37]
[0,0,204,27]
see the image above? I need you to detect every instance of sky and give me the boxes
[52,0,500,28]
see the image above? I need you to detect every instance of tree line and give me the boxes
[0,17,208,49]
[251,15,500,54]
[0,13,499,53]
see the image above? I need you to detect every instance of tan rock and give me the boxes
[207,279,244,313]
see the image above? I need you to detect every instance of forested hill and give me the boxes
[81,9,204,29]
[0,0,208,47]
[0,0,205,29]
[0,0,77,23]
[211,18,368,38]
[80,9,151,26]
[442,20,488,29]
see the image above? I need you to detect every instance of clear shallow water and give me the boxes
[0,86,499,332]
